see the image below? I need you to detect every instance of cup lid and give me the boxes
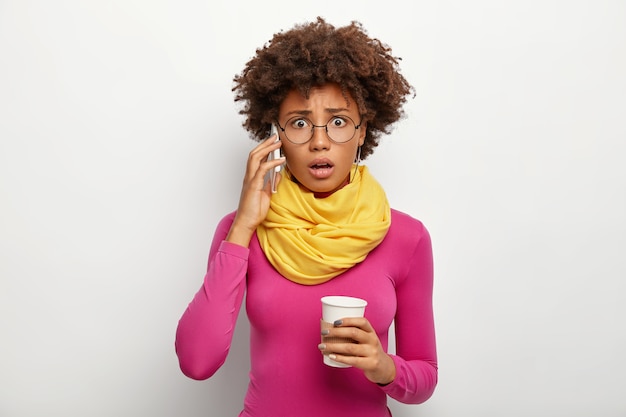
[321,295,367,308]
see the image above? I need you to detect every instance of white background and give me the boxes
[1,1,625,416]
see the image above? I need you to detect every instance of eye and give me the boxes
[329,117,348,128]
[289,117,311,130]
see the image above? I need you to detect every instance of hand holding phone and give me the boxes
[266,124,282,193]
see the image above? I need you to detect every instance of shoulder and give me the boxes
[219,210,237,226]
[389,209,429,237]
[386,209,432,251]
[213,210,237,238]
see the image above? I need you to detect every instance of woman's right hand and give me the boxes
[226,135,283,247]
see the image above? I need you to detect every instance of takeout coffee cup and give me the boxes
[320,296,368,367]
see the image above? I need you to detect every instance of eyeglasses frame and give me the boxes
[275,115,363,145]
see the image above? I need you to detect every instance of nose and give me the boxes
[309,125,331,151]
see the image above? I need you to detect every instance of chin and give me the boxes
[309,180,348,196]
[289,169,349,195]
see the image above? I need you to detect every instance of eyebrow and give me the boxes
[284,107,351,117]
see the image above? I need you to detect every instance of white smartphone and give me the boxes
[266,124,282,193]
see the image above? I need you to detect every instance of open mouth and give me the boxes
[309,158,334,170]
[308,159,334,179]
[311,163,333,170]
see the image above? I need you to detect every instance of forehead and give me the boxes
[280,84,358,114]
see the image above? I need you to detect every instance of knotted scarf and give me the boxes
[256,165,391,285]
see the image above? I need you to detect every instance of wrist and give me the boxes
[226,222,256,247]
[376,355,396,386]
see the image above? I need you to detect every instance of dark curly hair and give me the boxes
[232,17,414,159]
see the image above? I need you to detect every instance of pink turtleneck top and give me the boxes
[175,209,437,416]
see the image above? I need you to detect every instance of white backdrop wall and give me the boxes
[1,1,625,416]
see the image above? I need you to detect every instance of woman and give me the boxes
[175,17,437,416]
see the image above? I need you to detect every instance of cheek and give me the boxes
[281,148,302,171]
[345,145,360,163]
[281,147,292,162]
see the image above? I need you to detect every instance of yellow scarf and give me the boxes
[256,165,391,285]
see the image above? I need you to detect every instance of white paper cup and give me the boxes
[320,296,368,367]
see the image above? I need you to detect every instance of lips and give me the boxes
[309,158,334,170]
[311,162,332,169]
[309,158,334,179]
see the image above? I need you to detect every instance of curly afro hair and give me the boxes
[232,17,414,160]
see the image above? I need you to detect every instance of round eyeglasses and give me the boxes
[276,115,362,144]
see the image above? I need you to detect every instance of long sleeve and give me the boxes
[174,209,437,415]
[175,213,247,380]
[380,221,438,403]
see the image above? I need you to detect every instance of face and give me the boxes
[277,83,366,195]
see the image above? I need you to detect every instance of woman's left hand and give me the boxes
[318,317,396,385]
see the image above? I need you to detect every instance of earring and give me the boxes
[351,146,362,182]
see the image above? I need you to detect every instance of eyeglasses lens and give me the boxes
[284,117,357,144]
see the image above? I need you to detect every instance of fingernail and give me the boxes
[333,319,343,326]
[329,354,337,360]
[321,329,330,335]
[318,343,326,350]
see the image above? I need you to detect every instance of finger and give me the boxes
[333,317,372,331]
[324,327,364,345]
[258,134,282,153]
[318,342,364,361]
[328,321,373,344]
[253,139,283,171]
[245,141,283,185]
[327,353,367,367]
[246,136,281,167]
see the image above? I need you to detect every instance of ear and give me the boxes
[357,121,367,146]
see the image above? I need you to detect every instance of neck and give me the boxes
[313,176,350,199]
